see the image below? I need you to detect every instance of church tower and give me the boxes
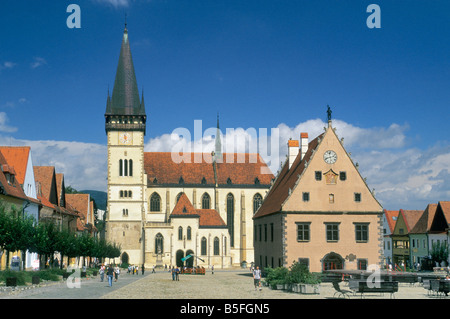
[105,25,147,265]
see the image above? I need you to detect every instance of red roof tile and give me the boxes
[170,193,226,227]
[0,147,30,185]
[145,152,273,186]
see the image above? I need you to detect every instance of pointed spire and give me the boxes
[214,112,223,162]
[110,25,141,115]
[105,86,112,114]
[140,87,146,115]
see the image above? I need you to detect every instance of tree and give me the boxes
[431,241,449,266]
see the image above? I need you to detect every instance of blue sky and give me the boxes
[0,0,449,210]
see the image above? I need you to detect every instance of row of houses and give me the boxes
[0,146,97,270]
[383,201,450,269]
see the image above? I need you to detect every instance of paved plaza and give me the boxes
[0,269,442,300]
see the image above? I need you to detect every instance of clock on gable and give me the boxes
[323,150,337,164]
[119,132,132,145]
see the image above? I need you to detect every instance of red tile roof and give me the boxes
[384,209,399,233]
[410,204,436,234]
[144,152,273,186]
[439,201,450,226]
[0,150,28,202]
[253,133,323,219]
[399,209,424,233]
[0,147,30,185]
[170,193,226,227]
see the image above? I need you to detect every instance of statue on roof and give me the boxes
[327,105,332,122]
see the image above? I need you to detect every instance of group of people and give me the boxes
[127,264,145,275]
[99,264,120,287]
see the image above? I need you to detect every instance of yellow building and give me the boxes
[254,118,384,273]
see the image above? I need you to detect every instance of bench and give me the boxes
[349,280,398,299]
[428,280,450,298]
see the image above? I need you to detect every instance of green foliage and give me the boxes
[431,241,449,265]
[264,262,321,288]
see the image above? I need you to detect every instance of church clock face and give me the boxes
[323,150,337,164]
[119,132,132,145]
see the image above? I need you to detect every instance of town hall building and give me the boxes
[104,26,274,269]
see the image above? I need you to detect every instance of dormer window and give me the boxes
[179,176,184,185]
[153,177,158,184]
[227,177,232,185]
[183,206,187,213]
[201,177,207,185]
[254,177,260,185]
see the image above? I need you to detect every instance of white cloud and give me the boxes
[0,61,16,70]
[30,57,47,69]
[0,112,18,133]
[93,0,131,8]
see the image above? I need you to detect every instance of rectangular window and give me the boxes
[315,171,322,181]
[258,225,262,241]
[326,223,339,242]
[339,171,347,181]
[354,193,361,202]
[298,258,310,270]
[264,224,267,242]
[355,223,369,242]
[302,192,310,202]
[357,259,368,270]
[329,193,335,204]
[270,223,274,242]
[296,223,310,242]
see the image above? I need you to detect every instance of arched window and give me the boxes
[201,237,207,255]
[124,159,128,176]
[150,193,161,212]
[227,193,234,247]
[201,192,211,209]
[178,226,183,240]
[187,226,192,240]
[155,233,164,254]
[119,159,123,176]
[129,159,133,176]
[253,193,263,214]
[214,237,220,255]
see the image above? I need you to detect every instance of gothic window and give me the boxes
[201,192,211,209]
[253,193,263,214]
[214,237,220,255]
[119,159,133,176]
[201,237,207,255]
[227,193,234,247]
[178,226,183,240]
[187,226,191,240]
[155,233,164,254]
[150,192,161,212]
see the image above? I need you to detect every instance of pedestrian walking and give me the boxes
[114,265,120,281]
[107,265,114,287]
[99,264,105,282]
[175,266,180,281]
[253,266,262,291]
[211,265,214,275]
[171,267,175,281]
[142,264,145,275]
[152,265,156,273]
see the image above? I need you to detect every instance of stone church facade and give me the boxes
[105,26,274,269]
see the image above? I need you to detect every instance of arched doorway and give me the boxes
[322,252,344,271]
[121,252,129,265]
[186,250,194,268]
[176,250,184,267]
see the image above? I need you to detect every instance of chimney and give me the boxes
[287,139,299,169]
[300,133,309,160]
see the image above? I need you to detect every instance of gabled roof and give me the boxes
[0,146,30,185]
[66,193,95,231]
[439,201,450,226]
[253,133,323,218]
[0,150,29,202]
[145,152,273,186]
[170,193,226,228]
[34,166,58,205]
[384,209,400,233]
[398,209,423,233]
[410,204,437,234]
